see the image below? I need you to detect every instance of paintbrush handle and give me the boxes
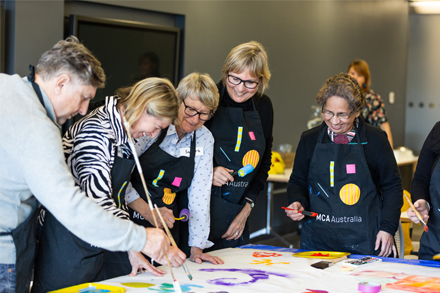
[404,194,426,225]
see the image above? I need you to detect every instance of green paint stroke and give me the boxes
[121,282,155,288]
[148,283,204,292]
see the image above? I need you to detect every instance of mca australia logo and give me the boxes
[316,213,362,223]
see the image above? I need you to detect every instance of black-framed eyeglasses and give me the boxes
[227,74,260,89]
[321,109,352,121]
[182,99,212,121]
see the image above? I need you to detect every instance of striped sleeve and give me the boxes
[63,108,130,220]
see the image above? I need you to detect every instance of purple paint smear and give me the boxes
[200,268,291,286]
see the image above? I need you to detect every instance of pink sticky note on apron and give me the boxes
[249,131,256,140]
[172,177,182,187]
[346,164,356,174]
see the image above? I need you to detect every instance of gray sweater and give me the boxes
[0,74,146,264]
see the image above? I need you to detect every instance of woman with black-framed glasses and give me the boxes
[204,41,274,251]
[285,73,402,257]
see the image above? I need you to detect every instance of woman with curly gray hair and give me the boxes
[285,73,403,257]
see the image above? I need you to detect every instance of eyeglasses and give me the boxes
[227,74,260,89]
[322,109,352,121]
[182,99,212,121]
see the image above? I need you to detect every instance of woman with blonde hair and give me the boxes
[126,72,224,265]
[205,41,274,250]
[32,78,186,293]
[348,59,393,148]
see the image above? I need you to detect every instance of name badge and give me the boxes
[179,147,204,157]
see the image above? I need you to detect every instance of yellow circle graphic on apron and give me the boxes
[339,183,360,205]
[242,150,260,168]
[162,188,176,205]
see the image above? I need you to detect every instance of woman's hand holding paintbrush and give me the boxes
[283,202,317,221]
[406,198,429,232]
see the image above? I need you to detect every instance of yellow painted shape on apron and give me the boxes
[162,188,176,205]
[330,161,335,187]
[339,183,360,205]
[242,150,260,168]
[235,127,243,152]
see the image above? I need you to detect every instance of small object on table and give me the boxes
[403,193,428,233]
[358,281,381,292]
[343,256,381,268]
[311,261,334,269]
[292,251,350,259]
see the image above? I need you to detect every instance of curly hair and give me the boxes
[36,36,105,88]
[316,73,365,113]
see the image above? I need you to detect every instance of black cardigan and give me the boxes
[205,83,274,202]
[411,121,440,204]
[287,118,403,235]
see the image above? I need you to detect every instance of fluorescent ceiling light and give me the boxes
[410,1,440,14]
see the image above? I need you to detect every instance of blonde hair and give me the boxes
[177,73,219,114]
[348,59,371,94]
[222,41,271,95]
[36,36,105,88]
[116,78,178,126]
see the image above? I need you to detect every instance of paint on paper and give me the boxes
[121,282,155,288]
[386,275,440,292]
[303,290,329,293]
[147,283,204,292]
[351,270,409,280]
[200,268,291,286]
[250,259,290,266]
[252,252,282,258]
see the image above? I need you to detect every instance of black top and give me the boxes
[205,82,274,201]
[412,121,440,204]
[287,117,403,235]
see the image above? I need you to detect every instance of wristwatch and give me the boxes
[245,197,255,208]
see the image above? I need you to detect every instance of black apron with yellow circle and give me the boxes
[129,127,196,243]
[207,97,266,250]
[300,127,381,255]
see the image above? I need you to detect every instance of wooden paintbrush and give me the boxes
[404,193,428,233]
[123,117,183,292]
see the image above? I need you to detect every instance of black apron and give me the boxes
[32,142,135,292]
[207,93,266,250]
[129,127,196,240]
[0,66,46,293]
[418,159,440,261]
[300,126,382,255]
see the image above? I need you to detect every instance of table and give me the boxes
[96,244,440,292]
[250,153,419,247]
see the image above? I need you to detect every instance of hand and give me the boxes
[190,247,224,265]
[166,246,187,268]
[127,250,166,277]
[212,166,234,187]
[375,230,397,257]
[285,202,304,221]
[221,203,252,240]
[141,228,170,262]
[128,199,175,229]
[407,199,429,224]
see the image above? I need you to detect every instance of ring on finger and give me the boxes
[235,231,238,236]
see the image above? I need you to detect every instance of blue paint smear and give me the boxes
[239,244,440,268]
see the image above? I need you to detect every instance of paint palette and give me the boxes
[49,283,125,293]
[292,251,350,259]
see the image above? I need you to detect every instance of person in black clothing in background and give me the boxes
[407,122,440,261]
[204,41,274,250]
[285,73,402,257]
